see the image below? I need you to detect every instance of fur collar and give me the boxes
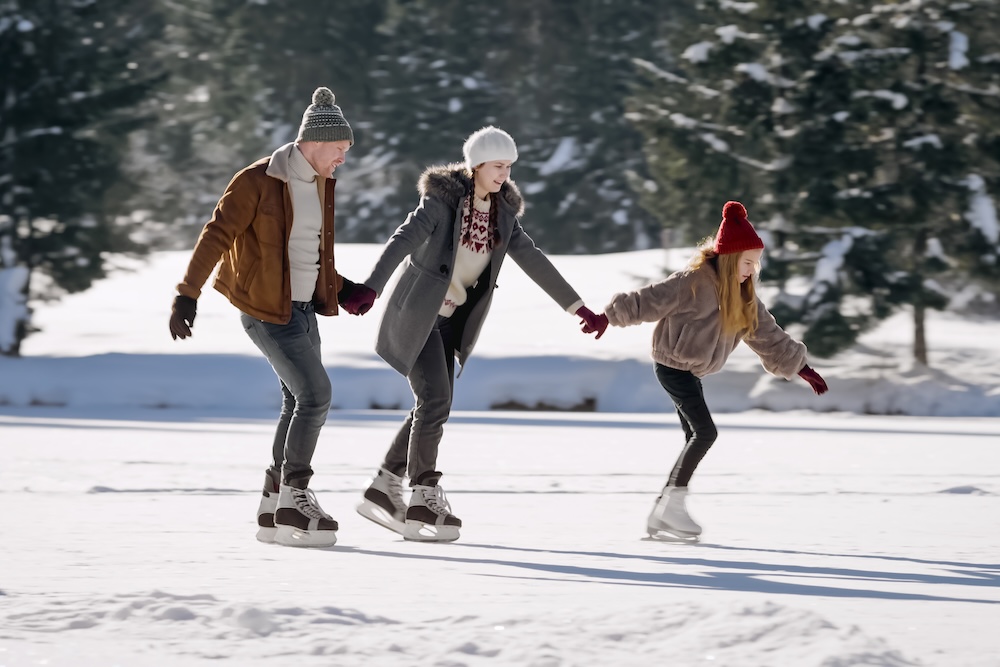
[417,162,525,217]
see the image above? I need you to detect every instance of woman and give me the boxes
[341,126,607,541]
[603,200,828,540]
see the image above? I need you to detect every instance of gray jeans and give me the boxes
[241,302,331,488]
[382,315,455,485]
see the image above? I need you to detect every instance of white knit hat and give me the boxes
[463,126,518,170]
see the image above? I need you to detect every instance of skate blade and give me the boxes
[644,530,700,544]
[256,526,277,544]
[274,525,338,548]
[356,500,406,535]
[403,519,460,542]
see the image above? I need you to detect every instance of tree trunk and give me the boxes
[913,302,928,366]
[911,226,929,367]
[0,235,30,357]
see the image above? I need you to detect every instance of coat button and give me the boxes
[439,264,448,274]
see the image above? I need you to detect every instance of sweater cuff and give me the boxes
[565,299,585,315]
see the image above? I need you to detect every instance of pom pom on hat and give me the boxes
[713,200,764,255]
[296,86,354,145]
[312,87,335,106]
[463,126,518,171]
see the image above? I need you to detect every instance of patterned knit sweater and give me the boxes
[440,195,494,316]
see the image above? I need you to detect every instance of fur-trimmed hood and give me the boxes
[417,162,525,217]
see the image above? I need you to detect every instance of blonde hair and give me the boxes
[689,238,759,337]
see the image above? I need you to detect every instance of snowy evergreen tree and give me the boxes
[124,0,387,247]
[128,0,663,253]
[0,0,163,355]
[627,0,1000,363]
[353,0,663,252]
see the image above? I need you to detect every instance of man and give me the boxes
[169,86,364,548]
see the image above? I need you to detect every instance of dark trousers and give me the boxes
[241,302,332,487]
[382,315,456,485]
[654,363,719,488]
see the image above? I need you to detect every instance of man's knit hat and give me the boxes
[296,87,353,144]
[713,201,764,255]
[463,126,518,170]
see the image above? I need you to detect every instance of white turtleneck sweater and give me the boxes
[440,195,494,317]
[287,146,323,302]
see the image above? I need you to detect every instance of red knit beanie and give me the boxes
[713,201,764,255]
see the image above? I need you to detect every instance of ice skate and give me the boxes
[403,473,461,542]
[273,484,339,548]
[255,469,280,544]
[356,468,408,535]
[646,486,701,542]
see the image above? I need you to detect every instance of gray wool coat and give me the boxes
[363,163,583,376]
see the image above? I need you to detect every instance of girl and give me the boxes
[602,200,828,540]
[341,126,607,542]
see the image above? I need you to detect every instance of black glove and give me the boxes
[169,295,197,340]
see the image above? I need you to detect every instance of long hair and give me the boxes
[465,167,501,248]
[689,238,759,337]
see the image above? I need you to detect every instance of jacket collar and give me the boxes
[418,162,525,217]
[264,142,296,183]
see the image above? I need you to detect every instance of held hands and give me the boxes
[575,306,609,340]
[169,295,197,340]
[797,365,829,395]
[340,283,377,316]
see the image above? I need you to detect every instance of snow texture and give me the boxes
[0,409,997,666]
[962,175,999,244]
[0,245,998,665]
[3,245,999,419]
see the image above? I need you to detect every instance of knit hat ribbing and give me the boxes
[463,126,518,171]
[296,87,353,145]
[713,201,764,255]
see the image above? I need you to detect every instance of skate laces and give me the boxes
[422,485,453,517]
[292,487,331,521]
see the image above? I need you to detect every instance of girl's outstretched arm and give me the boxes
[604,272,687,327]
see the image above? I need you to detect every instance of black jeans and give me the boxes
[654,364,719,488]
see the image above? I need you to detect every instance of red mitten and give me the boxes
[797,365,829,395]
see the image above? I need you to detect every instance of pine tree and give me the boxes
[0,0,164,355]
[124,0,388,247]
[789,0,1000,363]
[626,0,1000,363]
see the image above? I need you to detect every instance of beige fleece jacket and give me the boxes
[604,263,807,379]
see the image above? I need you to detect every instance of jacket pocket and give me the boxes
[671,323,698,357]
[237,257,260,293]
[392,262,447,309]
[392,268,417,308]
[253,209,285,248]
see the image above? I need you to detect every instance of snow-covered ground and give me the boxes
[4,245,1000,416]
[2,410,998,666]
[1,246,999,665]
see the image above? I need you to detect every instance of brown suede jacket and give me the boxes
[176,143,345,324]
[604,262,807,379]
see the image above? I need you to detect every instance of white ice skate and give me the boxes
[255,470,280,544]
[356,468,408,535]
[403,479,461,543]
[646,486,701,542]
[273,484,339,548]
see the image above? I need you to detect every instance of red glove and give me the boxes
[341,284,376,315]
[575,306,608,340]
[169,295,197,340]
[798,365,828,395]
